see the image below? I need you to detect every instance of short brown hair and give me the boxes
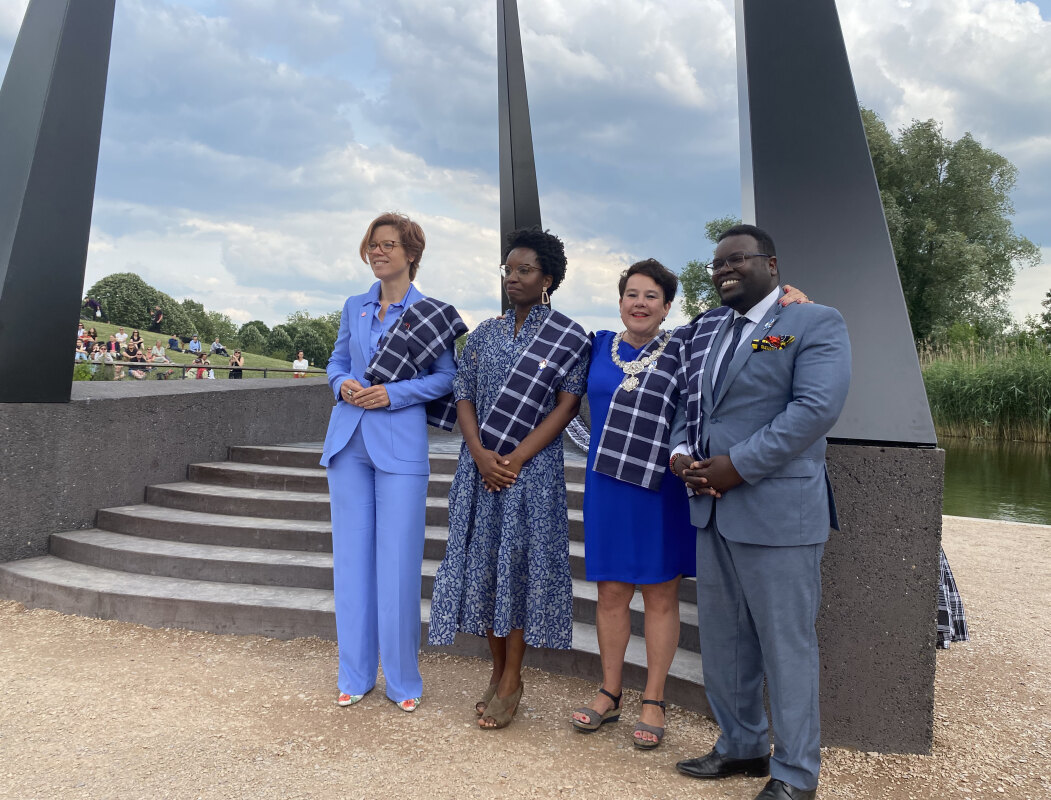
[359,212,426,281]
[617,258,678,303]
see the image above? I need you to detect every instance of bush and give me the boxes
[266,326,293,360]
[239,320,270,340]
[238,325,266,354]
[86,273,158,329]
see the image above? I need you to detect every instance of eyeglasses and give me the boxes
[704,252,771,276]
[499,264,543,278]
[367,240,402,253]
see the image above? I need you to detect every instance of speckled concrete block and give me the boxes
[821,443,943,754]
[0,379,333,562]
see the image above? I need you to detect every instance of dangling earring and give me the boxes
[541,287,550,306]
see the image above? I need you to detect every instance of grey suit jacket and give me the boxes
[671,300,851,547]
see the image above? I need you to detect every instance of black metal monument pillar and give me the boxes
[497,0,542,311]
[0,0,116,403]
[737,0,941,753]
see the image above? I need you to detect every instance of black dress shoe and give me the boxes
[676,748,770,780]
[754,778,817,800]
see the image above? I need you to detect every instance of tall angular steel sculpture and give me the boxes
[497,0,542,310]
[0,0,116,403]
[736,0,941,753]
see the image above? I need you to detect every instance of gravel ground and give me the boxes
[1,517,1048,800]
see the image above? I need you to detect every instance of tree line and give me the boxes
[84,272,340,367]
[679,108,1048,347]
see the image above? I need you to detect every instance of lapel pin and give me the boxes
[538,359,548,370]
[360,311,367,317]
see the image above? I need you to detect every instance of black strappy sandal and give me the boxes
[571,687,622,732]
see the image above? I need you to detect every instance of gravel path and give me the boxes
[1,517,1048,800]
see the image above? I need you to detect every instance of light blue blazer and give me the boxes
[672,301,851,546]
[320,282,456,474]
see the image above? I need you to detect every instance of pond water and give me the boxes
[941,437,1051,526]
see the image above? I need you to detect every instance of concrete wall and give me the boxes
[822,444,943,754]
[0,378,334,562]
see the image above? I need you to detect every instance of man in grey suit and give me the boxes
[669,224,851,800]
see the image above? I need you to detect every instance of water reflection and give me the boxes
[941,437,1051,525]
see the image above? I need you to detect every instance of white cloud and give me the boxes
[1009,248,1051,322]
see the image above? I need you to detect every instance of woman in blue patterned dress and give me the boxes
[428,228,590,730]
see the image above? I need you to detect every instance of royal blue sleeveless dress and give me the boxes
[583,330,696,583]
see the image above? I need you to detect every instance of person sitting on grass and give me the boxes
[210,337,229,357]
[168,335,184,353]
[149,340,168,363]
[188,335,202,354]
[74,340,89,362]
[124,344,149,380]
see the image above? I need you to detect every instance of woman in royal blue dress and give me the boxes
[428,228,591,730]
[572,260,809,749]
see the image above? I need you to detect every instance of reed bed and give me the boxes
[920,341,1051,442]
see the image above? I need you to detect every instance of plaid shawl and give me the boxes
[591,331,689,491]
[363,297,467,431]
[937,547,969,649]
[478,309,590,455]
[682,306,734,459]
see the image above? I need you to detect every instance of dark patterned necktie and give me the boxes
[712,317,747,399]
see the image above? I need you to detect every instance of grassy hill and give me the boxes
[74,320,324,380]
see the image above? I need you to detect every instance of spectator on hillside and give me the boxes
[210,337,229,357]
[292,350,309,378]
[106,334,121,354]
[229,350,244,379]
[90,344,105,375]
[203,355,215,379]
[186,354,206,379]
[168,335,183,353]
[124,344,149,380]
[188,335,202,353]
[115,327,128,349]
[77,323,87,340]
[85,327,98,348]
[149,305,164,333]
[84,296,102,318]
[129,329,144,350]
[149,340,168,363]
[74,340,89,362]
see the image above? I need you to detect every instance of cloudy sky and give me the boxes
[1,0,1048,333]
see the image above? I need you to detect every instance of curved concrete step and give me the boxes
[97,505,333,551]
[146,482,332,521]
[51,530,335,589]
[0,556,708,712]
[189,461,329,493]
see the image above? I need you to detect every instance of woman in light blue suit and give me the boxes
[321,212,456,713]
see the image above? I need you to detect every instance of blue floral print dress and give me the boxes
[427,306,588,649]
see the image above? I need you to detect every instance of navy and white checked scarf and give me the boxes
[591,331,689,491]
[681,306,734,459]
[478,308,590,456]
[363,297,467,431]
[937,547,969,649]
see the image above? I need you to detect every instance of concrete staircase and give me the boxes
[0,442,707,710]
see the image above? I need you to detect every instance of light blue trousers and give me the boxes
[327,427,428,702]
[695,526,824,791]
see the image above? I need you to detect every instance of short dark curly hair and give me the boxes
[618,258,678,303]
[503,227,567,294]
[717,223,776,259]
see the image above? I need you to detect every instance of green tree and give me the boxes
[861,108,1039,341]
[679,215,740,317]
[238,325,266,354]
[181,299,214,343]
[205,311,238,348]
[266,326,293,360]
[281,310,338,367]
[86,273,197,336]
[239,320,270,340]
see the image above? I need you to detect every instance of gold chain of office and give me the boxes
[610,330,672,392]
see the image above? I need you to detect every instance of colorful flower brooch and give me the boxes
[752,334,795,351]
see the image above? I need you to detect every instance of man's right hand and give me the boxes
[672,455,722,498]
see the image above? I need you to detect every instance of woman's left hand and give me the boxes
[352,384,390,410]
[778,284,812,306]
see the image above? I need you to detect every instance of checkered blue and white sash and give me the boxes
[682,306,733,459]
[591,331,689,491]
[363,297,468,431]
[478,309,591,456]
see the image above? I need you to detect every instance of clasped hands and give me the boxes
[471,447,524,493]
[340,378,390,410]
[672,454,743,497]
